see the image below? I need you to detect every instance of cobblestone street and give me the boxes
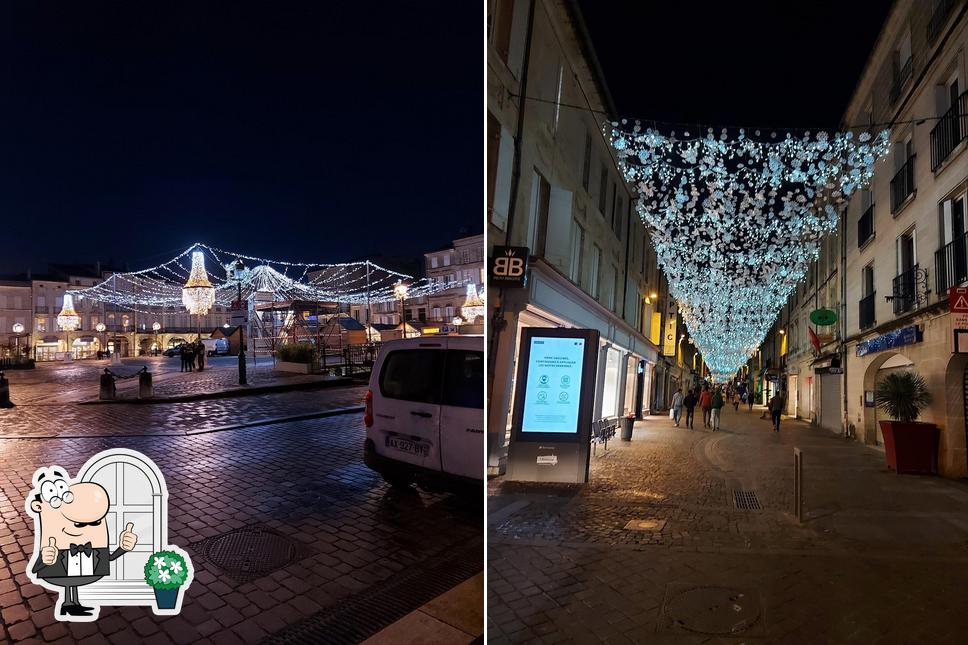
[0,386,483,643]
[488,405,968,643]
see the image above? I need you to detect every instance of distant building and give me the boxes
[0,277,31,359]
[424,233,485,326]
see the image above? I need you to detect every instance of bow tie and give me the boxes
[69,542,93,556]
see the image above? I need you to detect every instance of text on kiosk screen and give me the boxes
[521,337,585,434]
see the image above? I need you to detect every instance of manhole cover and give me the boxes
[733,490,761,509]
[623,518,666,531]
[664,586,760,635]
[196,526,299,583]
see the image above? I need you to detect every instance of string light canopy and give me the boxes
[610,124,891,375]
[56,293,81,331]
[71,243,463,313]
[182,251,216,315]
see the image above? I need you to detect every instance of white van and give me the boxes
[201,338,230,356]
[363,336,484,491]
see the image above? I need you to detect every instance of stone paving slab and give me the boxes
[489,405,968,642]
[0,413,482,644]
[0,386,367,438]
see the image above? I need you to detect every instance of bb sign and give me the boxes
[490,246,529,288]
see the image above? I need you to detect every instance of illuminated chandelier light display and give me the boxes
[610,123,891,375]
[182,251,216,315]
[460,284,485,322]
[56,293,81,331]
[71,243,465,313]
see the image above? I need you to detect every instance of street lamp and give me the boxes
[227,258,248,385]
[152,321,161,356]
[12,322,24,362]
[56,293,81,362]
[394,281,409,339]
[96,322,106,358]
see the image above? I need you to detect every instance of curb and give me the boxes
[80,377,359,405]
[0,405,366,440]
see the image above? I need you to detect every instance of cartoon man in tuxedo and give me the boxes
[27,466,138,619]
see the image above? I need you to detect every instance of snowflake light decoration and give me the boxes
[610,123,890,374]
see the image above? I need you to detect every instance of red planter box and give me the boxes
[878,421,939,475]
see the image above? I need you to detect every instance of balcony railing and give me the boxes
[891,264,920,315]
[928,0,956,43]
[935,232,968,294]
[890,155,916,212]
[890,57,913,104]
[931,90,968,170]
[859,292,876,330]
[857,203,874,247]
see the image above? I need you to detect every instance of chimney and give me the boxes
[26,268,31,280]
[96,261,101,276]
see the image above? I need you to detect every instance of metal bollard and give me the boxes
[0,371,14,408]
[138,370,153,399]
[99,369,116,401]
[794,447,803,523]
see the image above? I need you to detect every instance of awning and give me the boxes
[41,335,59,343]
[811,354,841,369]
[78,336,96,343]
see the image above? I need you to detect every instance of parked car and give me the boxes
[363,335,483,493]
[162,347,180,357]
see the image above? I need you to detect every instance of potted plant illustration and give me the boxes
[874,371,938,475]
[144,548,192,612]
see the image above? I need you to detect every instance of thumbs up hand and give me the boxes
[41,537,58,565]
[119,523,137,551]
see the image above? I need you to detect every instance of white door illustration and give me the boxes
[78,450,167,605]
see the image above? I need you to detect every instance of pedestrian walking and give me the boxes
[699,385,712,428]
[732,390,741,411]
[683,388,697,429]
[671,388,684,427]
[710,386,724,431]
[179,344,187,372]
[747,389,754,411]
[770,389,786,433]
[196,340,205,371]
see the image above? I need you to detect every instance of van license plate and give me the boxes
[386,436,429,458]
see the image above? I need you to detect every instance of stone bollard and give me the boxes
[0,371,14,408]
[99,370,116,401]
[139,370,153,399]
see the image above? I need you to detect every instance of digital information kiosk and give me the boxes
[506,327,600,483]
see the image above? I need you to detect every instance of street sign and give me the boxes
[809,308,838,325]
[951,287,968,312]
[662,297,677,357]
[490,246,529,288]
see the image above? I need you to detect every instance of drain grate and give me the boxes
[264,539,483,645]
[733,490,761,510]
[192,525,301,583]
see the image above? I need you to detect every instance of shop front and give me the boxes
[488,261,660,474]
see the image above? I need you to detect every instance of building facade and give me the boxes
[425,233,485,326]
[759,0,968,478]
[486,0,683,474]
[0,278,32,359]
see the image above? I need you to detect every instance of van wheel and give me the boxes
[382,473,414,489]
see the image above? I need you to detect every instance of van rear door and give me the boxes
[439,338,485,480]
[373,344,443,472]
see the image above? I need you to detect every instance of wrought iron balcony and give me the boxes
[889,264,926,315]
[935,232,968,294]
[931,90,968,170]
[928,0,956,43]
[890,155,916,212]
[890,57,913,104]
[857,203,875,247]
[859,292,876,330]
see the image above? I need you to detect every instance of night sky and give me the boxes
[577,0,895,130]
[0,2,481,274]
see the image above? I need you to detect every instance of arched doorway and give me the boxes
[943,354,968,477]
[862,351,914,446]
[108,336,129,358]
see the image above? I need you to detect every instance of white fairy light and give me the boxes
[611,124,890,374]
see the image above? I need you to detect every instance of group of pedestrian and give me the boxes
[177,341,206,372]
[671,384,726,431]
[670,381,787,434]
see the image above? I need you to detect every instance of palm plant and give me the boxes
[874,371,932,423]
